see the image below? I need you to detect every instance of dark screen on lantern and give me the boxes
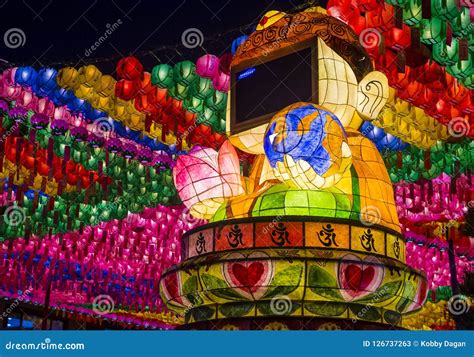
[234,47,314,124]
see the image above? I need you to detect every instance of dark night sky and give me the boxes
[0,0,327,73]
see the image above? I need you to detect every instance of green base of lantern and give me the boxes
[159,217,428,330]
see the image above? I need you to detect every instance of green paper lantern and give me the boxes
[420,18,446,45]
[433,39,459,66]
[446,52,474,79]
[386,0,407,5]
[197,107,219,126]
[461,74,474,89]
[173,61,197,86]
[205,90,227,111]
[403,0,422,26]
[151,64,174,88]
[452,7,473,38]
[168,82,189,100]
[183,95,205,114]
[431,0,460,21]
[190,77,214,99]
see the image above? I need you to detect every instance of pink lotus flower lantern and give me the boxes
[173,141,245,219]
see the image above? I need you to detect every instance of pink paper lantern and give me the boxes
[212,71,230,92]
[195,54,220,79]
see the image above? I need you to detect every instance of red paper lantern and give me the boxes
[366,5,394,32]
[445,78,469,105]
[116,56,144,80]
[415,61,444,84]
[460,92,474,114]
[398,81,423,103]
[219,54,233,75]
[350,14,366,35]
[413,87,439,109]
[454,236,474,257]
[136,72,153,96]
[357,0,380,12]
[115,79,138,101]
[327,0,360,24]
[386,25,411,51]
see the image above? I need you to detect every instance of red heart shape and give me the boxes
[344,265,375,292]
[223,252,274,300]
[232,262,265,292]
[163,273,179,298]
[416,278,428,306]
[338,254,384,301]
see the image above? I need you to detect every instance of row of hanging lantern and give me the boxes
[1,68,181,220]
[0,85,172,171]
[0,203,203,309]
[8,67,172,153]
[394,172,473,221]
[360,121,409,150]
[57,64,147,132]
[0,111,179,235]
[326,0,474,138]
[405,233,472,290]
[0,165,177,239]
[388,0,473,84]
[402,299,457,330]
[383,139,473,182]
[372,88,452,148]
[114,56,228,150]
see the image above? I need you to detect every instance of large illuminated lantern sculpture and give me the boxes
[160,8,428,330]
